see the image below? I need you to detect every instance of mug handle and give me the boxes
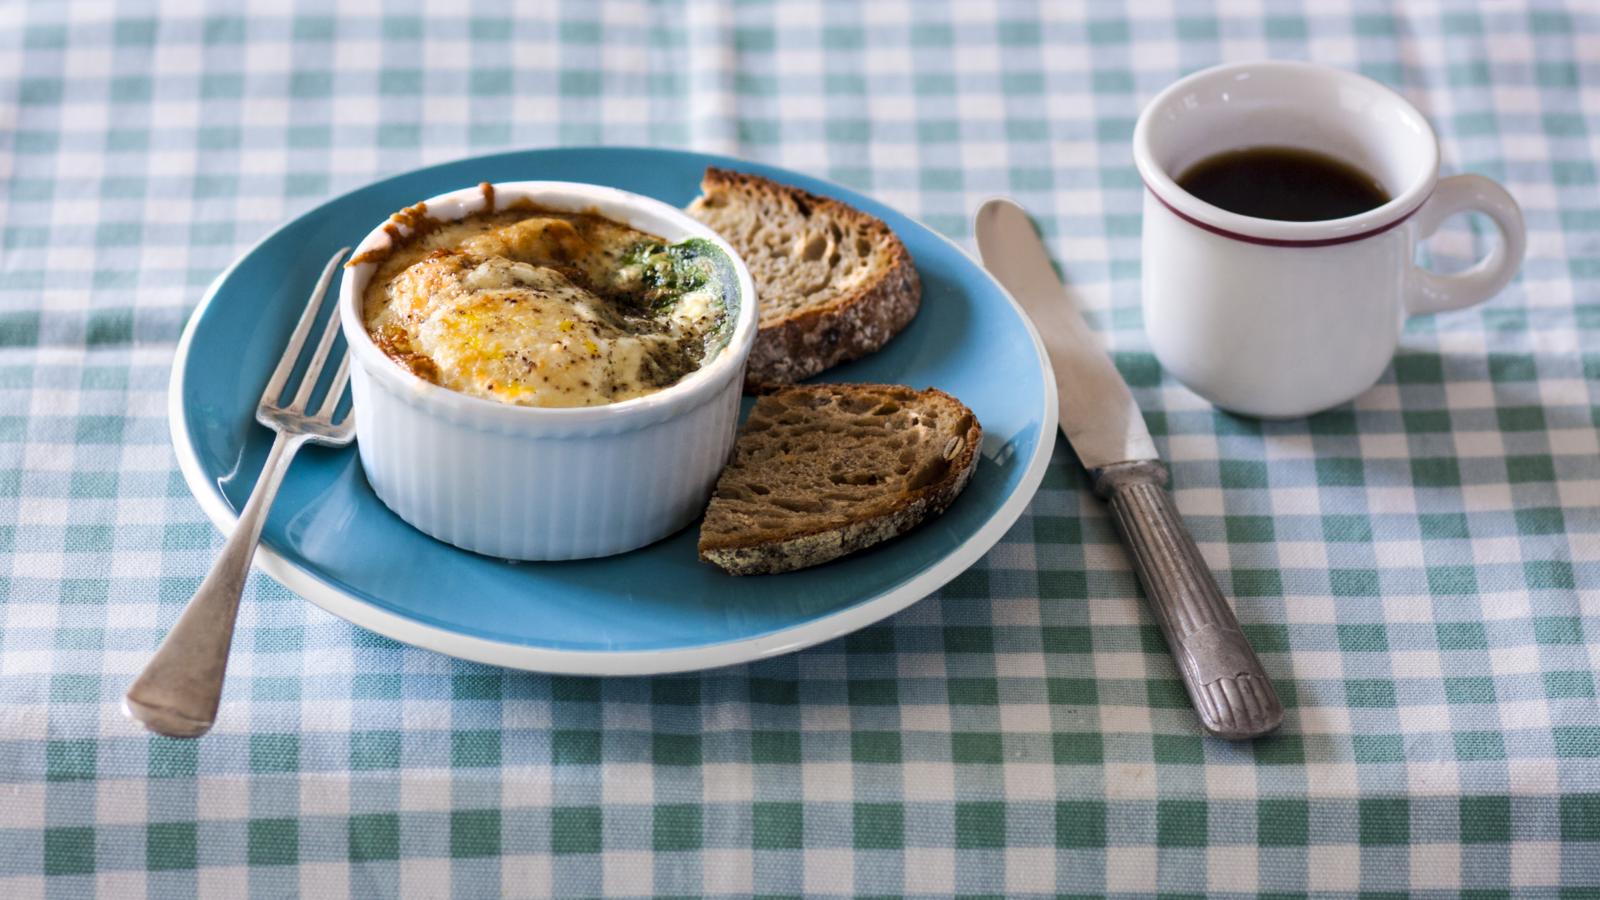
[1406,174,1526,316]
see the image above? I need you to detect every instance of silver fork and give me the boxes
[125,248,354,738]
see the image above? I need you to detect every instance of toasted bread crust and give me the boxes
[689,168,922,391]
[698,385,982,575]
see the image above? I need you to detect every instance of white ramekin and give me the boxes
[338,181,758,560]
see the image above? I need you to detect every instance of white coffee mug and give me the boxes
[1133,60,1525,418]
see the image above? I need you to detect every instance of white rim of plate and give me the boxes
[167,167,1059,676]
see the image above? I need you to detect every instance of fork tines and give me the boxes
[260,248,353,427]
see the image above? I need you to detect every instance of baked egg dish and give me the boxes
[361,197,735,408]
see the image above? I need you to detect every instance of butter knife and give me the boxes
[975,198,1283,740]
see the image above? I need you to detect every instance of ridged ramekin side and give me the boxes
[350,363,743,561]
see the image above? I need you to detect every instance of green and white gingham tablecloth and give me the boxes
[2,2,1598,896]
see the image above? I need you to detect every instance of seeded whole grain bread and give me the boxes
[698,384,982,575]
[686,168,921,390]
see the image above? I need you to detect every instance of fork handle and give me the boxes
[1093,460,1283,740]
[124,432,305,738]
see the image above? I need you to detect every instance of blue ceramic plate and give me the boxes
[170,147,1057,674]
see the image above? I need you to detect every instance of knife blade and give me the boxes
[974,200,1157,470]
[975,198,1283,740]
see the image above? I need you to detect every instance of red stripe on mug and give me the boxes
[1144,183,1430,248]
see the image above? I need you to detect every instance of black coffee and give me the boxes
[1176,146,1390,222]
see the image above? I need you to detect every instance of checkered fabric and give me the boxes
[1,1,1597,896]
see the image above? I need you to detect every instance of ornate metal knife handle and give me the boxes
[1092,461,1283,739]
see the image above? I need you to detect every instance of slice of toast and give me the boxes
[698,384,981,575]
[687,168,921,390]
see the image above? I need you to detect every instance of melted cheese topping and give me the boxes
[362,207,728,408]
